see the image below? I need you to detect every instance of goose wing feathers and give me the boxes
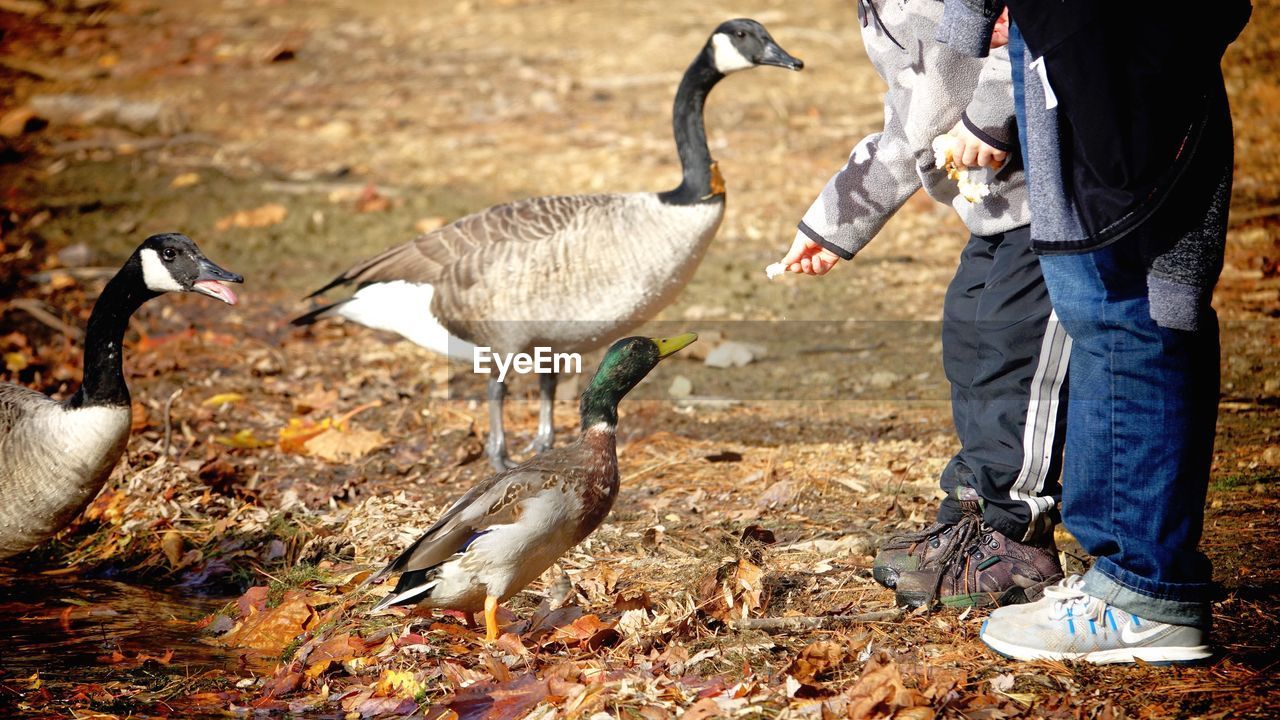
[0,383,52,435]
[311,194,616,297]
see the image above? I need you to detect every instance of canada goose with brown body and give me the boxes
[0,233,242,560]
[294,19,802,469]
[369,333,697,642]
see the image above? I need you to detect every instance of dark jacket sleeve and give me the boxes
[935,0,1003,58]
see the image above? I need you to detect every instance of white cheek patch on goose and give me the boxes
[711,33,754,74]
[139,248,184,292]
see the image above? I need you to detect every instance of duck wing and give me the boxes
[370,447,578,590]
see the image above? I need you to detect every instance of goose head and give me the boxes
[580,332,697,428]
[135,233,243,305]
[706,18,804,75]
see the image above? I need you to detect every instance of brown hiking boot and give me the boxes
[872,486,985,589]
[893,523,1063,609]
[872,522,961,589]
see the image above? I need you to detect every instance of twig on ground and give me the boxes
[728,609,904,633]
[798,343,884,356]
[50,132,218,155]
[27,267,118,284]
[1229,204,1280,226]
[0,0,45,17]
[260,180,406,197]
[161,388,184,459]
[0,56,103,82]
[3,298,84,341]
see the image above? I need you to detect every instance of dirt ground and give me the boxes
[0,0,1277,718]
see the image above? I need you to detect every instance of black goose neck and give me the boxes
[67,258,157,409]
[658,49,725,206]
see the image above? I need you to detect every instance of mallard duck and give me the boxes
[369,332,696,640]
[293,19,801,469]
[0,233,242,560]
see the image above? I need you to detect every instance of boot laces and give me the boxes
[881,505,985,560]
[931,513,984,573]
[879,521,953,551]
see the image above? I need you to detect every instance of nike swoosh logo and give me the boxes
[1120,621,1168,644]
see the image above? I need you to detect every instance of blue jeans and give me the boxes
[1009,22,1218,628]
[1039,246,1218,628]
[1008,25,1029,181]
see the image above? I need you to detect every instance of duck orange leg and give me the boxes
[483,595,500,642]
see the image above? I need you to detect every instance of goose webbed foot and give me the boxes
[485,435,517,471]
[520,433,554,456]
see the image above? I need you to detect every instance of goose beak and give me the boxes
[192,257,244,305]
[757,41,803,71]
[652,332,698,359]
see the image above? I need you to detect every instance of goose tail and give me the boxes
[291,299,350,326]
[303,272,357,300]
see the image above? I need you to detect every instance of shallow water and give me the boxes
[0,569,236,716]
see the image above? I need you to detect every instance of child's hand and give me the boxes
[991,8,1010,49]
[780,230,842,276]
[946,122,1008,170]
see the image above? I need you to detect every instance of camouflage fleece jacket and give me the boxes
[797,0,1029,260]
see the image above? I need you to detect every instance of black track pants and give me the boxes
[935,225,1070,542]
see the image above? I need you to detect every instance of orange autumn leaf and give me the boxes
[546,614,619,650]
[278,417,332,453]
[218,591,317,655]
[161,530,184,567]
[260,669,303,699]
[304,426,386,463]
[215,202,287,230]
[129,400,149,432]
[4,351,28,372]
[354,184,392,213]
[304,634,369,680]
[202,392,245,407]
[697,556,767,622]
[373,669,424,699]
[133,329,197,353]
[214,428,273,449]
[843,653,934,718]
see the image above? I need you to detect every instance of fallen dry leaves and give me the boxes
[304,425,388,463]
[216,589,320,656]
[1,0,1276,717]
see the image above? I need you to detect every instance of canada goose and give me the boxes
[293,19,801,469]
[0,233,242,560]
[369,332,697,641]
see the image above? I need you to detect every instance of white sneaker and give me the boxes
[980,575,1212,664]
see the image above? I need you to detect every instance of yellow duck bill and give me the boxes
[652,332,698,358]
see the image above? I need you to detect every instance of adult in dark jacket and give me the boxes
[938,0,1251,664]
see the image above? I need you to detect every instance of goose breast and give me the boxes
[0,385,131,558]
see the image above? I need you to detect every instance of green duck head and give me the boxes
[580,332,698,429]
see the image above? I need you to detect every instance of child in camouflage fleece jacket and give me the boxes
[779,0,1065,609]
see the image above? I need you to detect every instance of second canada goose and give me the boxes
[293,19,802,469]
[0,233,242,560]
